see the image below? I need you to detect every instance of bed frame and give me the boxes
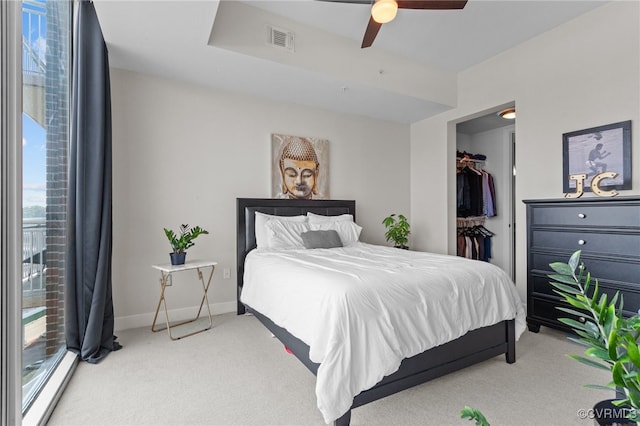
[236,198,516,426]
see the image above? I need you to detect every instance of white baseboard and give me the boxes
[114,301,237,332]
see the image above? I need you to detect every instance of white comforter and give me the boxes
[241,243,525,423]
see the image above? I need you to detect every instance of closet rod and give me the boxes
[457,157,485,165]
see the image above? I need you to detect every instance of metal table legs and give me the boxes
[151,265,214,340]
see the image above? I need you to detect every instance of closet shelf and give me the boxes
[457,216,486,227]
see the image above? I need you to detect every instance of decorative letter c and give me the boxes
[591,172,618,197]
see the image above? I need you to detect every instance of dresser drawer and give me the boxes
[529,297,586,329]
[530,252,640,284]
[529,203,640,227]
[530,229,640,257]
[530,274,640,316]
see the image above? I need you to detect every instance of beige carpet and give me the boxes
[47,313,610,426]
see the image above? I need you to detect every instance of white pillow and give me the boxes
[309,221,362,245]
[307,212,354,223]
[265,220,310,250]
[254,212,307,249]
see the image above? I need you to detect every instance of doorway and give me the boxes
[455,108,516,279]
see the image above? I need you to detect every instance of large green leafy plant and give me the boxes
[461,250,640,425]
[548,250,640,422]
[164,224,209,254]
[382,214,410,249]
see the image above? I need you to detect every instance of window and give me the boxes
[21,0,72,417]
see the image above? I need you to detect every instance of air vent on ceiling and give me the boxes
[268,26,294,52]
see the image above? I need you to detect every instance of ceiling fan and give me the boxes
[319,0,468,48]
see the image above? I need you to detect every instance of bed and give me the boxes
[236,198,525,425]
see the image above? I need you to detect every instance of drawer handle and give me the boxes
[578,239,586,245]
[578,213,586,219]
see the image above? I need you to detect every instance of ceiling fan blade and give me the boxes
[397,0,467,10]
[361,16,382,48]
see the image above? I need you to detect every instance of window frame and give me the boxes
[1,1,25,425]
[2,1,78,425]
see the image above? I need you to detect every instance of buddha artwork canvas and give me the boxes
[271,134,329,200]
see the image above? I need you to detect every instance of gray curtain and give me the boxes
[65,0,121,363]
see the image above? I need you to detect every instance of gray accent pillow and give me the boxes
[300,230,343,249]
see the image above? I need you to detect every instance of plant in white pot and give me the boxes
[164,224,209,265]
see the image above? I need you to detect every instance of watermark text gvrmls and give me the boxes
[577,406,637,420]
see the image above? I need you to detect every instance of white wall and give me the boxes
[111,69,410,330]
[411,1,640,302]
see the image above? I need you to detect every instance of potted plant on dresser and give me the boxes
[549,250,640,426]
[164,224,209,265]
[382,213,410,249]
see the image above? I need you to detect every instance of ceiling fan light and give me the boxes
[371,0,398,24]
[498,107,516,120]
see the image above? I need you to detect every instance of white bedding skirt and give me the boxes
[241,243,526,423]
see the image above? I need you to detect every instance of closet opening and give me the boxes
[455,106,516,280]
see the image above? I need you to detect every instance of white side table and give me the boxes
[151,260,217,340]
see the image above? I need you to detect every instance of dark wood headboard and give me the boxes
[236,198,356,314]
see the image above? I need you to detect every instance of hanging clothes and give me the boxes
[481,169,497,217]
[457,165,483,217]
[456,158,497,218]
[456,225,494,262]
[456,153,496,262]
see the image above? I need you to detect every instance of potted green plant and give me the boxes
[461,251,640,426]
[164,224,209,265]
[382,213,410,249]
[548,250,640,425]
